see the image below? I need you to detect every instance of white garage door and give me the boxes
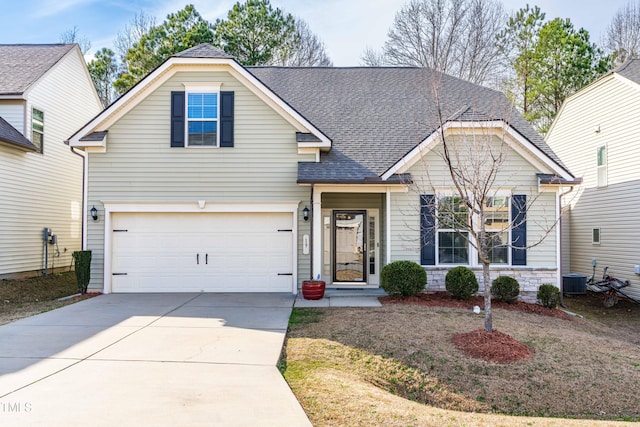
[111,212,294,292]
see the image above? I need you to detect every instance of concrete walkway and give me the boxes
[0,293,311,426]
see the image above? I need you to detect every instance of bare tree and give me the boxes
[271,18,332,66]
[59,26,92,54]
[371,0,506,85]
[113,11,157,63]
[409,80,568,332]
[603,1,640,65]
[360,46,387,66]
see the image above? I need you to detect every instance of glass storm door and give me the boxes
[333,211,366,282]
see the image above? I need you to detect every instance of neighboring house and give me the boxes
[546,59,640,302]
[67,44,577,299]
[0,44,102,277]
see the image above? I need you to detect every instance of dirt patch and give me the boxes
[452,329,534,363]
[380,292,571,319]
[0,272,97,325]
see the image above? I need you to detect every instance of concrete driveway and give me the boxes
[0,293,311,426]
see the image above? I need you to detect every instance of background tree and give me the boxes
[498,7,611,133]
[362,0,506,86]
[87,48,118,107]
[114,4,215,94]
[603,1,640,65]
[114,12,157,63]
[496,5,545,122]
[214,0,295,66]
[59,25,92,54]
[271,18,332,66]
[529,18,610,132]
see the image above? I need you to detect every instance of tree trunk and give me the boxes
[483,261,492,332]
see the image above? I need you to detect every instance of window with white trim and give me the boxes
[32,108,44,153]
[437,196,469,264]
[187,92,218,146]
[481,197,509,264]
[597,145,607,187]
[592,228,601,244]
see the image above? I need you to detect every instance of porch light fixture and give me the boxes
[90,206,98,221]
[302,206,310,222]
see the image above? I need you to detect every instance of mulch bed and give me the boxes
[452,329,535,364]
[380,292,571,320]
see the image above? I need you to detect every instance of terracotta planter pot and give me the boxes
[302,280,326,300]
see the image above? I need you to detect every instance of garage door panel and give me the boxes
[111,212,293,293]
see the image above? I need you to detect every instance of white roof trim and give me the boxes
[68,56,331,148]
[381,120,573,181]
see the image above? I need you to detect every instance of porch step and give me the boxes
[294,288,386,308]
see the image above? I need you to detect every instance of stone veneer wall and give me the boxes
[424,268,558,303]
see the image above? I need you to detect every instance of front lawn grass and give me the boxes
[282,299,640,426]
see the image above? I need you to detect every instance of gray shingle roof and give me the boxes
[172,43,233,59]
[247,67,570,182]
[613,58,640,84]
[0,44,75,95]
[0,116,36,150]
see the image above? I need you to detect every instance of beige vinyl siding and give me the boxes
[546,76,640,301]
[390,134,557,268]
[0,101,25,133]
[86,69,314,289]
[0,49,101,275]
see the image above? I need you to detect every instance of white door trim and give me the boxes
[102,201,299,294]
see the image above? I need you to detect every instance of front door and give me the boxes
[333,210,366,282]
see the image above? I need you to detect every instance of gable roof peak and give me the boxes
[172,43,234,60]
[0,43,76,95]
[611,57,640,84]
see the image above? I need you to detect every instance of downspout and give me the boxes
[70,146,87,250]
[309,184,314,280]
[558,185,575,308]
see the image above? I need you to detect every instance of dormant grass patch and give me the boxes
[283,303,640,425]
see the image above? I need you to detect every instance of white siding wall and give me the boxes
[0,48,101,275]
[86,69,314,290]
[547,76,640,301]
[0,101,25,133]
[390,134,559,292]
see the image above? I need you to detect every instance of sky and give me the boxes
[0,0,633,66]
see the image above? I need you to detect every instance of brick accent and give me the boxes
[424,267,558,303]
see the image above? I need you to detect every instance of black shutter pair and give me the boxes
[419,194,527,266]
[170,91,234,148]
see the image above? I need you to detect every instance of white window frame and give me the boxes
[183,83,221,148]
[436,194,470,265]
[592,228,601,245]
[31,107,44,153]
[435,191,512,267]
[597,145,607,187]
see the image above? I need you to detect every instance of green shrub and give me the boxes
[445,266,478,300]
[72,250,92,294]
[537,283,560,308]
[380,261,427,297]
[490,276,520,303]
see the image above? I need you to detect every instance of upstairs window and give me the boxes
[187,92,218,146]
[597,145,607,187]
[32,108,44,153]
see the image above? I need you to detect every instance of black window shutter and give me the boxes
[220,91,234,147]
[420,195,436,265]
[170,91,185,147]
[511,194,527,265]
